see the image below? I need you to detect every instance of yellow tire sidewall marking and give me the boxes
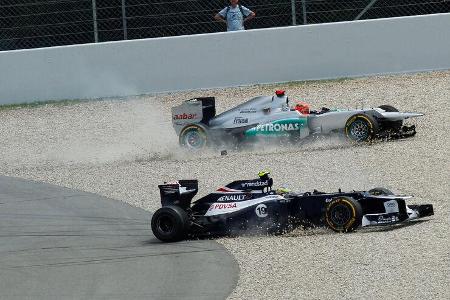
[326,198,357,231]
[345,115,373,139]
[180,125,207,147]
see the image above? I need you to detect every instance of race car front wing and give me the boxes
[362,204,434,227]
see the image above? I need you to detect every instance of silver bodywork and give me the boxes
[172,93,423,140]
[307,108,422,134]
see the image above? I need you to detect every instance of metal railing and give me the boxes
[1,0,448,51]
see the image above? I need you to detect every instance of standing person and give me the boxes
[215,0,255,32]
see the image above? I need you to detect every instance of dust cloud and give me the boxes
[0,97,185,167]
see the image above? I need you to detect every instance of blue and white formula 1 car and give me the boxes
[171,90,423,150]
[151,172,434,242]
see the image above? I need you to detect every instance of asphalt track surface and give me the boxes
[0,176,238,300]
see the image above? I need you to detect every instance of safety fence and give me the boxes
[1,0,448,51]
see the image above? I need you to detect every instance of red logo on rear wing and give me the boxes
[173,113,197,120]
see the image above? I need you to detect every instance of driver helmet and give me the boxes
[294,101,310,115]
[258,170,270,180]
[276,187,291,195]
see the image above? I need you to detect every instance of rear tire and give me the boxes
[325,196,363,232]
[345,114,379,142]
[179,125,208,150]
[151,206,189,242]
[368,187,394,196]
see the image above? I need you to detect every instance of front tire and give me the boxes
[345,114,379,142]
[325,196,363,232]
[378,105,398,112]
[179,125,208,150]
[378,105,403,131]
[151,206,189,242]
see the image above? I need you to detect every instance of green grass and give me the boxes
[263,77,356,89]
[0,99,89,111]
[0,76,357,111]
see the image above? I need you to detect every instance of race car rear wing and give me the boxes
[171,97,216,134]
[159,180,199,209]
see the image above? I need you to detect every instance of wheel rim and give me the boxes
[157,215,174,234]
[349,120,370,141]
[183,129,206,150]
[330,204,352,226]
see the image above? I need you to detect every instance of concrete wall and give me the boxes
[0,13,449,105]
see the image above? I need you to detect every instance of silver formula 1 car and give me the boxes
[151,171,434,242]
[171,90,423,150]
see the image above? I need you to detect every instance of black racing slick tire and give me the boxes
[378,105,403,131]
[378,105,398,112]
[325,196,363,233]
[179,124,208,150]
[151,206,189,242]
[368,187,394,196]
[345,114,379,142]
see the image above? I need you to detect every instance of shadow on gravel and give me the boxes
[358,219,431,234]
[146,133,418,165]
[144,238,213,245]
[178,219,434,241]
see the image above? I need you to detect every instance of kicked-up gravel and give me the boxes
[0,71,449,299]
